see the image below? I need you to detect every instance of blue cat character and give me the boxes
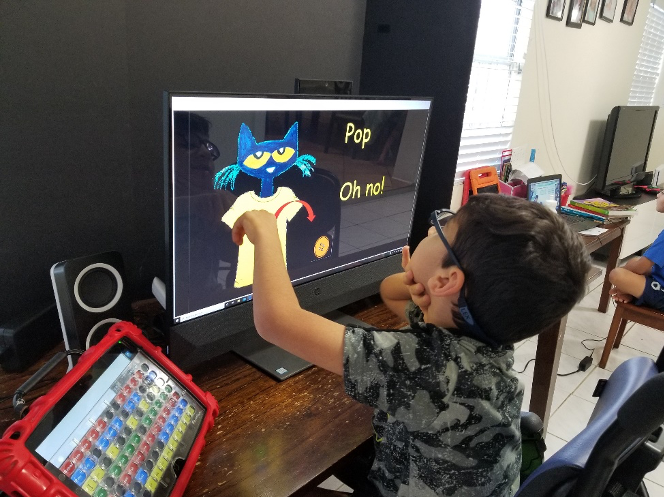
[214,122,315,198]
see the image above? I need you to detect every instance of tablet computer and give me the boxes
[0,322,218,497]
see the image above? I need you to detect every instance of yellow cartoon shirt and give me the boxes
[222,187,302,288]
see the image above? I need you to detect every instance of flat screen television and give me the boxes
[164,93,432,378]
[595,105,659,198]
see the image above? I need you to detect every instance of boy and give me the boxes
[231,194,591,496]
[610,190,664,307]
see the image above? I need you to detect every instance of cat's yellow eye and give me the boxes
[271,147,295,163]
[243,150,271,169]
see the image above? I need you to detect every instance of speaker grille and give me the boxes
[79,268,118,308]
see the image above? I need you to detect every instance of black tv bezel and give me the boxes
[595,105,659,196]
[162,91,433,371]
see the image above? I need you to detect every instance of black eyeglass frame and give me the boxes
[429,209,499,348]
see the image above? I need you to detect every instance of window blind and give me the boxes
[629,4,664,106]
[456,0,535,173]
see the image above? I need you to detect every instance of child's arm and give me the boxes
[232,210,346,375]
[379,246,431,318]
[621,255,654,275]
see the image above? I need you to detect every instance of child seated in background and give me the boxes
[231,194,591,497]
[610,191,664,309]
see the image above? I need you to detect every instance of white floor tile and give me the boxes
[318,475,348,491]
[645,480,664,497]
[513,339,538,374]
[591,342,658,372]
[572,365,611,404]
[561,326,607,361]
[619,323,664,356]
[646,461,664,488]
[546,395,596,442]
[543,433,567,459]
[555,353,594,395]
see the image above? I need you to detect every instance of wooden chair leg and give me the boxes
[600,306,625,369]
[614,319,628,348]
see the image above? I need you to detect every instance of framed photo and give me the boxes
[547,0,566,21]
[567,0,588,28]
[600,0,618,22]
[584,0,601,24]
[621,0,639,25]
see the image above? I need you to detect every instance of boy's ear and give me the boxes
[429,267,465,298]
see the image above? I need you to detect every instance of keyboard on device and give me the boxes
[560,213,601,233]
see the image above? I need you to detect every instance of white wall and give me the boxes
[511,0,664,194]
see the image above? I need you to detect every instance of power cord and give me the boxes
[12,348,84,419]
[516,340,603,377]
[515,358,536,374]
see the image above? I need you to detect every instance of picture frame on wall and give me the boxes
[567,0,588,27]
[584,0,601,24]
[621,0,639,25]
[546,0,566,20]
[600,0,618,22]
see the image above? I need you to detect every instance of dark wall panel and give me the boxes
[0,0,366,325]
[360,0,480,245]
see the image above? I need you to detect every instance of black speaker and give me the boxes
[51,251,132,365]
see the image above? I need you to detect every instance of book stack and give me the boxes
[564,197,637,222]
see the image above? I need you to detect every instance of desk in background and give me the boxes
[529,219,628,432]
[0,222,627,496]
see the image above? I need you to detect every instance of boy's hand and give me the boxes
[401,246,431,311]
[232,210,278,246]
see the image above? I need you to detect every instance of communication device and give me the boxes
[0,322,218,497]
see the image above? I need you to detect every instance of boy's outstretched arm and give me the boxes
[232,210,346,375]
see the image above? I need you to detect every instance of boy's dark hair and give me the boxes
[446,194,591,344]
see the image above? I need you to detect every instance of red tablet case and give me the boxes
[0,321,218,497]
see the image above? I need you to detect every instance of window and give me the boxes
[456,0,535,173]
[629,3,664,106]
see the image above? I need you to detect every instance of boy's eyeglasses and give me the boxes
[179,135,220,161]
[430,209,498,348]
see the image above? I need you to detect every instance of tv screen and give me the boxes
[165,93,432,374]
[596,105,659,197]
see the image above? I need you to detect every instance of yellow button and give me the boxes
[167,439,178,452]
[150,385,160,395]
[157,456,169,471]
[177,421,187,433]
[145,475,159,493]
[106,445,120,459]
[82,477,98,494]
[138,400,150,411]
[126,416,139,430]
[185,406,195,416]
[172,430,182,443]
[162,446,174,461]
[90,467,105,482]
[151,466,164,481]
[182,413,192,425]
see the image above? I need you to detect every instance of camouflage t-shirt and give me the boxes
[343,303,523,497]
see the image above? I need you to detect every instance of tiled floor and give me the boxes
[319,257,664,494]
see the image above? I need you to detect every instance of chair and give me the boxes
[599,301,664,369]
[516,348,664,497]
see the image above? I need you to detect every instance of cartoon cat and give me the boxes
[214,122,315,198]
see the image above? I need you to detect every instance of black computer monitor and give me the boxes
[164,92,432,378]
[596,105,659,198]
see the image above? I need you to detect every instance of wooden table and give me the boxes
[0,299,396,497]
[0,222,627,495]
[529,220,628,431]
